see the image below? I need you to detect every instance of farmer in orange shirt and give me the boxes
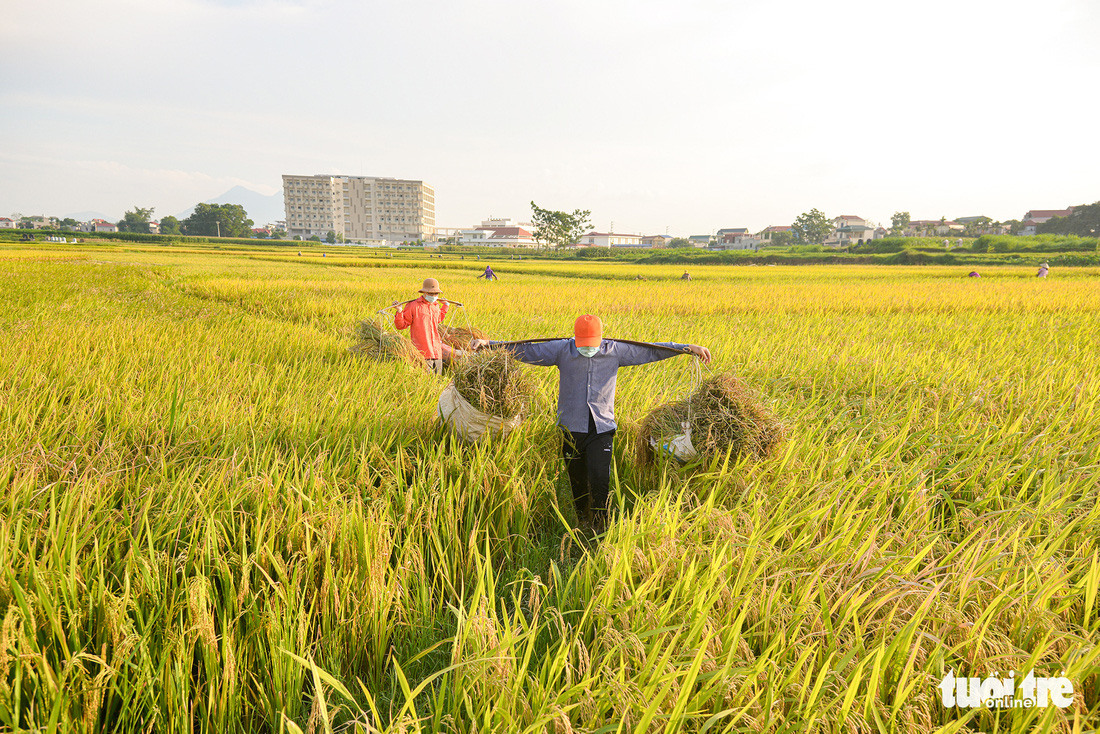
[394,278,453,374]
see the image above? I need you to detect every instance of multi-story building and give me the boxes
[282,174,435,243]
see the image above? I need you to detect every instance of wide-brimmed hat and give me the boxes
[419,278,442,294]
[574,314,602,347]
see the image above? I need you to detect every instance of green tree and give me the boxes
[769,230,794,248]
[963,216,992,237]
[325,230,337,244]
[1038,202,1100,237]
[58,218,80,231]
[792,208,831,245]
[668,237,691,248]
[308,235,321,242]
[159,215,181,235]
[890,211,910,235]
[118,206,154,233]
[181,203,253,238]
[530,201,592,249]
[271,229,286,240]
[1002,219,1022,236]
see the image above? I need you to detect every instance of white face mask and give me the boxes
[577,346,599,358]
[423,294,438,303]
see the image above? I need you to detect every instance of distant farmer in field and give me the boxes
[968,271,981,278]
[477,265,498,281]
[394,278,453,374]
[1037,262,1049,278]
[472,315,711,534]
[681,271,691,281]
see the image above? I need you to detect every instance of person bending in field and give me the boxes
[394,277,456,375]
[472,315,711,535]
[477,265,498,281]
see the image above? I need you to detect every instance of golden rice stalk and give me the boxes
[639,373,784,463]
[451,349,533,418]
[350,320,424,366]
[439,323,487,351]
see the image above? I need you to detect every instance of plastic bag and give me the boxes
[648,421,698,463]
[437,382,523,443]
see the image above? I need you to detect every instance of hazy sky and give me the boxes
[2,0,1097,233]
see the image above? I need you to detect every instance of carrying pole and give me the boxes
[486,336,707,363]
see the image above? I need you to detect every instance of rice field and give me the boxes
[1,244,1098,733]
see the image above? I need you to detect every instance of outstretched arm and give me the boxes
[471,339,564,367]
[615,340,711,367]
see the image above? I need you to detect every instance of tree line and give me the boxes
[117,203,260,238]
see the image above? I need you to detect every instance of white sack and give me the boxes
[438,381,523,443]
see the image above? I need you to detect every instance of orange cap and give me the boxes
[573,314,602,347]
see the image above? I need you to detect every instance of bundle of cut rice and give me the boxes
[439,324,487,352]
[439,349,534,442]
[639,373,784,464]
[350,320,424,366]
[450,349,533,418]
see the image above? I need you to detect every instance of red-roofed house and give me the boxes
[1024,208,1074,222]
[756,225,792,244]
[459,225,537,247]
[0,217,14,229]
[1020,207,1075,235]
[82,219,118,233]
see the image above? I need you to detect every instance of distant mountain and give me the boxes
[65,210,114,222]
[177,185,284,226]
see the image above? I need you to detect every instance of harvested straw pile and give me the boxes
[439,324,487,351]
[451,349,533,418]
[350,320,424,366]
[639,373,784,463]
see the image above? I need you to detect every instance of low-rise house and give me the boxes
[1023,208,1074,223]
[904,220,953,237]
[641,234,673,247]
[1020,207,1075,235]
[458,217,539,247]
[756,225,792,243]
[82,219,118,233]
[579,231,644,248]
[460,225,537,247]
[711,228,759,250]
[688,235,712,248]
[0,217,14,229]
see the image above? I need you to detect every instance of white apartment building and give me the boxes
[282,174,435,243]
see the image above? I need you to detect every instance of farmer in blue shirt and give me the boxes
[473,314,711,533]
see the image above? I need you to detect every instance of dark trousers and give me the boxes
[561,412,615,521]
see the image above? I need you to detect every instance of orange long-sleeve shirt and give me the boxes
[394,297,449,359]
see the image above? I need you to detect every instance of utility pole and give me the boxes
[216,220,221,238]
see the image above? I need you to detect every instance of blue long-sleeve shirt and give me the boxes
[492,338,691,433]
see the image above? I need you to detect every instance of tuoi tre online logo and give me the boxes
[938,671,1074,709]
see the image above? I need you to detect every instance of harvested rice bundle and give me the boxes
[350,320,424,366]
[639,373,784,463]
[439,324,487,351]
[450,349,533,418]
